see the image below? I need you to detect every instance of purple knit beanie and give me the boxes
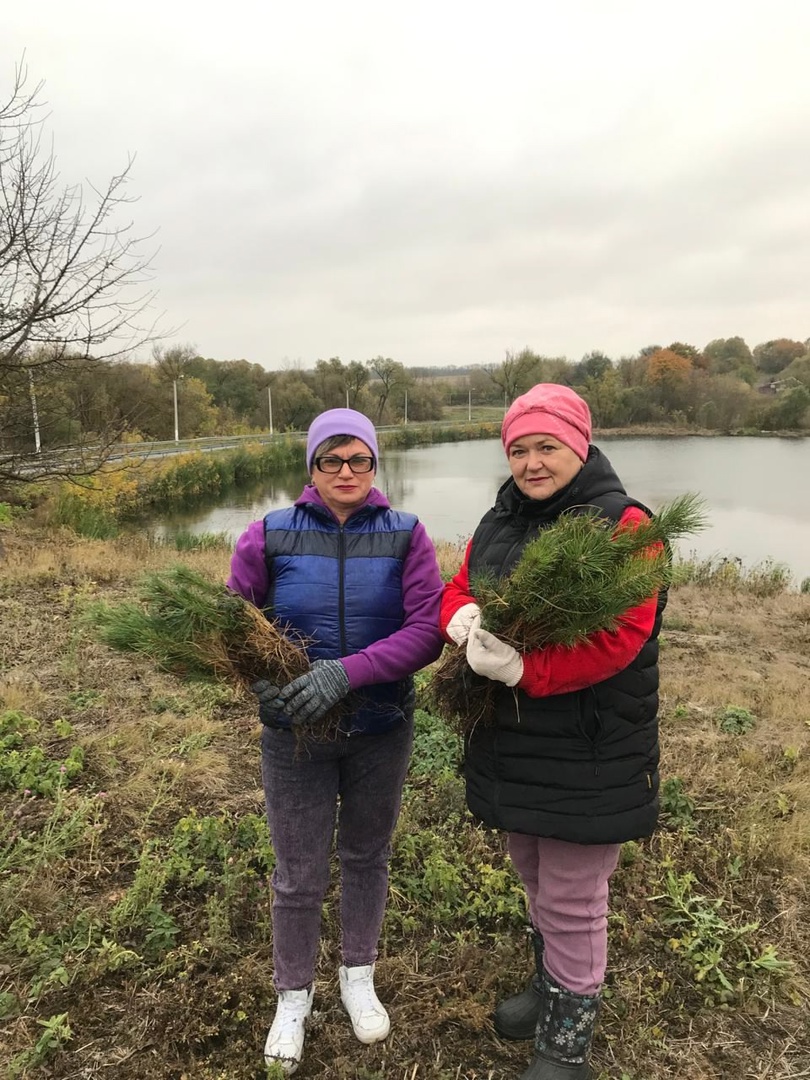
[502,384,592,462]
[305,408,379,472]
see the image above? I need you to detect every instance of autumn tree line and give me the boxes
[3,335,810,457]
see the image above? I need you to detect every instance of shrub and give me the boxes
[660,776,696,828]
[672,554,792,596]
[719,706,756,735]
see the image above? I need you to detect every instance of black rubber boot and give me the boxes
[517,971,599,1080]
[518,1057,592,1080]
[493,927,545,1040]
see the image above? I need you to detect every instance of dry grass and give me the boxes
[1,523,809,1080]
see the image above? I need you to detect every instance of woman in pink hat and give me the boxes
[228,408,444,1074]
[439,384,665,1080]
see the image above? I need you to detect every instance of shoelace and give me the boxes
[273,997,310,1033]
[280,1004,308,1019]
[344,977,381,1013]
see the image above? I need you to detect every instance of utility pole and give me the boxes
[468,384,472,422]
[28,369,41,453]
[404,390,408,424]
[268,387,274,435]
[173,378,180,442]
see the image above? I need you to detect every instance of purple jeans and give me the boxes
[507,834,621,995]
[261,722,413,991]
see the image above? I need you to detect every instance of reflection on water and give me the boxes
[144,436,810,584]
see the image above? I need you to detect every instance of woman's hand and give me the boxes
[250,679,286,724]
[466,628,524,686]
[277,659,350,725]
[445,602,481,645]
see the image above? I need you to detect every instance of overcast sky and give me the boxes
[3,1,810,369]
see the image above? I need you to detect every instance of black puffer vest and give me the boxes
[464,446,665,845]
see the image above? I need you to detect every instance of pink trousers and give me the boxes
[507,833,621,995]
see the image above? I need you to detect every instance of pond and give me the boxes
[145,435,810,585]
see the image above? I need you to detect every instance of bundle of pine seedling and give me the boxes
[90,563,309,695]
[431,493,707,730]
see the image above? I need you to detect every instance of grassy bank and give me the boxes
[0,524,808,1079]
[39,423,502,538]
[15,420,805,541]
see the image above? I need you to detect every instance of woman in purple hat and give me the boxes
[440,384,665,1080]
[228,408,444,1074]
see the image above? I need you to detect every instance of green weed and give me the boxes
[659,777,696,829]
[650,869,792,1004]
[66,688,104,710]
[390,826,525,932]
[0,710,85,796]
[719,705,756,735]
[409,707,462,778]
[0,789,105,879]
[8,1012,73,1076]
[107,810,276,961]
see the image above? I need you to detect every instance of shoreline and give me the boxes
[593,425,807,438]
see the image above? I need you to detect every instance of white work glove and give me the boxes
[466,628,524,687]
[445,602,482,645]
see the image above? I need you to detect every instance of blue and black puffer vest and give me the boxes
[464,446,666,844]
[261,499,417,735]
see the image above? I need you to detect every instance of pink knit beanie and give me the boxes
[501,384,592,462]
[306,408,379,471]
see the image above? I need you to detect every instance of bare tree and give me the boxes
[344,360,369,409]
[485,348,539,407]
[152,343,197,383]
[151,344,197,442]
[0,57,160,485]
[366,356,406,422]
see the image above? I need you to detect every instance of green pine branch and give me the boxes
[87,564,309,689]
[430,493,708,729]
[476,493,707,649]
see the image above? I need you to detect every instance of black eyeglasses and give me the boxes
[314,454,375,474]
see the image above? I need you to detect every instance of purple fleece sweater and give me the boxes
[227,485,444,689]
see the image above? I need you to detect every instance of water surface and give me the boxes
[147,436,810,584]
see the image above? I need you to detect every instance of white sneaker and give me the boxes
[264,987,314,1075]
[339,963,391,1045]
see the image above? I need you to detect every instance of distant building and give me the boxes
[757,377,802,396]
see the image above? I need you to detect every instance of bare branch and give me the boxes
[1,58,165,487]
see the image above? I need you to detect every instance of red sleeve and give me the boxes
[517,505,662,698]
[439,539,475,643]
[517,594,658,697]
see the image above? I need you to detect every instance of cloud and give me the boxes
[3,0,810,365]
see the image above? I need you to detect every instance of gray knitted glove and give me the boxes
[250,679,282,704]
[277,659,350,726]
[250,679,285,725]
